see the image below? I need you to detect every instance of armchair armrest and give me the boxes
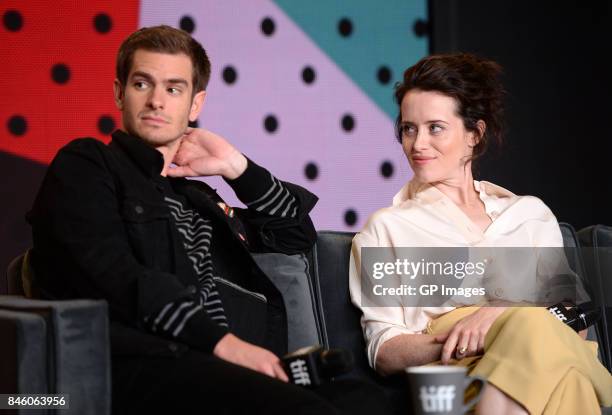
[0,296,110,415]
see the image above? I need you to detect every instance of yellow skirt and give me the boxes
[426,307,612,414]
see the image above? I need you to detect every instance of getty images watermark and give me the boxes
[358,247,588,307]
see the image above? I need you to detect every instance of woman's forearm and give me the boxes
[375,333,443,376]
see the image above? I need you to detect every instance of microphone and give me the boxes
[281,345,354,387]
[546,302,601,332]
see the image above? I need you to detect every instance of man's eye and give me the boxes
[168,87,181,95]
[134,81,148,89]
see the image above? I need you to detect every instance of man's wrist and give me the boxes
[213,333,237,358]
[223,153,248,180]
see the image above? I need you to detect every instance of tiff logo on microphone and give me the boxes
[289,359,311,386]
[548,306,568,322]
[419,385,455,412]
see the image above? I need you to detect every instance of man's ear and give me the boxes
[189,90,206,122]
[113,79,124,111]
[469,120,487,147]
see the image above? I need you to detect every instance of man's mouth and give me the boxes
[141,115,169,125]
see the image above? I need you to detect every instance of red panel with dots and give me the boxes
[0,0,139,165]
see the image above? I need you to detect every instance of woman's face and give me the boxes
[400,89,478,184]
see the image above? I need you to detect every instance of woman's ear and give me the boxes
[470,120,486,147]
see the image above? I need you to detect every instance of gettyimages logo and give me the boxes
[419,385,456,413]
[360,247,584,307]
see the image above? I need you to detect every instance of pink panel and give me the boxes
[139,1,413,230]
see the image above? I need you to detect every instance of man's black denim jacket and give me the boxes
[27,130,318,357]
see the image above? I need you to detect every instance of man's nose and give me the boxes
[147,86,165,109]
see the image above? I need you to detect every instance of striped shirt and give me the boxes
[144,170,298,340]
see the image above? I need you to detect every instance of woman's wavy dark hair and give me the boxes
[394,53,506,170]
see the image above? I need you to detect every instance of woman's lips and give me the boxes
[411,156,435,165]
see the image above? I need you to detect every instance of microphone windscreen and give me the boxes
[319,349,354,377]
[575,302,601,330]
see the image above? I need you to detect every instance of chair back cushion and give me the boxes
[6,250,37,297]
[311,231,372,377]
[6,253,25,296]
[311,231,413,411]
[252,252,322,352]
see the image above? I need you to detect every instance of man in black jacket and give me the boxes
[27,25,390,414]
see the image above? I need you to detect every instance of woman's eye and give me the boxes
[402,125,416,136]
[430,124,443,133]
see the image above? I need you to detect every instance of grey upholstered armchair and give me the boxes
[1,253,111,415]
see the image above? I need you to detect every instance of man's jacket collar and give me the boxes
[111,130,165,178]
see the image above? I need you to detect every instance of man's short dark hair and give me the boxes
[116,25,211,93]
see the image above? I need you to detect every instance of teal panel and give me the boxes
[273,0,428,120]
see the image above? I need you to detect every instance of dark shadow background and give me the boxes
[1,0,610,293]
[1,153,47,293]
[430,0,610,231]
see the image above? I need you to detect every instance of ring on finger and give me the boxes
[457,346,467,355]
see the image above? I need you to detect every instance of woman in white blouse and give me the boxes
[349,53,612,414]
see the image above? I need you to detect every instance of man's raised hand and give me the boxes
[168,128,248,179]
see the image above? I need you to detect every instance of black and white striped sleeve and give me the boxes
[144,299,203,337]
[225,158,298,219]
[142,297,228,352]
[224,156,319,254]
[243,172,297,218]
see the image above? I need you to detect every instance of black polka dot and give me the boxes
[413,19,429,38]
[7,115,27,136]
[222,66,237,84]
[344,209,357,227]
[377,66,392,84]
[3,10,23,32]
[338,17,352,37]
[341,114,355,132]
[380,160,394,178]
[180,15,195,33]
[97,115,115,135]
[304,162,318,180]
[264,115,278,133]
[51,63,70,84]
[188,120,199,128]
[261,17,275,36]
[93,13,112,33]
[302,66,316,84]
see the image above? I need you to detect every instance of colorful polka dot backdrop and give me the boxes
[0,1,138,163]
[1,0,428,231]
